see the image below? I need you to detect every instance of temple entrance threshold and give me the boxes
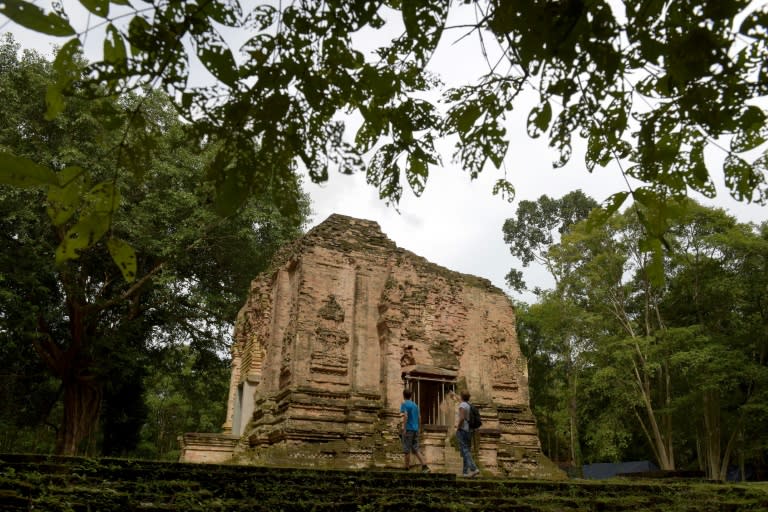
[402,365,461,473]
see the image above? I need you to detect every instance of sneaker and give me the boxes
[421,466,431,473]
[468,469,481,478]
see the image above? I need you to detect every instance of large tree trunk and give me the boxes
[34,312,103,456]
[56,369,102,455]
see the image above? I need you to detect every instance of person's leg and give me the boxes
[457,430,478,474]
[402,431,412,469]
[411,433,428,467]
[465,431,479,474]
[457,430,469,474]
[408,432,429,472]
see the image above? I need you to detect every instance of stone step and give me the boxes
[3,454,768,512]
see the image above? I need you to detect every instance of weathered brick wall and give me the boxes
[213,214,551,475]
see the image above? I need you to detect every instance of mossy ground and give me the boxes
[2,454,767,511]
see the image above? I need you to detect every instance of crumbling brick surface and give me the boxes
[203,214,554,477]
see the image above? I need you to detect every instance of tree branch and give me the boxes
[89,261,165,313]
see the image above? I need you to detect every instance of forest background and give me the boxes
[1,0,767,481]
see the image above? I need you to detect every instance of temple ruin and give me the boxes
[181,214,559,478]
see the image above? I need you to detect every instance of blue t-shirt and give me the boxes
[400,399,420,432]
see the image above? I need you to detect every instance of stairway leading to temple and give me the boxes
[2,453,768,511]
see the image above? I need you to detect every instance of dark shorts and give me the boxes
[402,430,420,453]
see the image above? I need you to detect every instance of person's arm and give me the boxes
[400,411,407,434]
[456,406,465,431]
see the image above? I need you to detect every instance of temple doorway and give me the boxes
[402,365,457,428]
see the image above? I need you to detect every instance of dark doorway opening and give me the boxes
[402,366,457,428]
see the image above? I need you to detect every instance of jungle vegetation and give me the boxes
[510,191,768,480]
[1,1,767,471]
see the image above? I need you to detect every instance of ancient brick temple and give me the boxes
[181,214,559,478]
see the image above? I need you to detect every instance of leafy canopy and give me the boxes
[0,35,310,454]
[1,0,767,271]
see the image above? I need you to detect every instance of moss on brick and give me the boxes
[4,455,768,512]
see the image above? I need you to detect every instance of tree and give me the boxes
[660,205,768,479]
[552,208,680,470]
[504,190,599,468]
[0,36,310,455]
[2,1,767,272]
[502,189,597,292]
[536,200,768,477]
[516,295,595,467]
[137,344,230,460]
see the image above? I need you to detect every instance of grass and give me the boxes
[1,453,767,511]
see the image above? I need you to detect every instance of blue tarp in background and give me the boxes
[582,461,659,479]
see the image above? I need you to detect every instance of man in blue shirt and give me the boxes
[399,389,430,473]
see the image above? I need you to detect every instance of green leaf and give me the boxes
[214,168,250,217]
[46,38,83,120]
[406,150,428,196]
[454,103,481,135]
[107,238,137,282]
[587,191,629,231]
[127,16,154,54]
[46,166,84,225]
[724,154,763,202]
[739,8,768,37]
[248,4,276,30]
[0,1,76,36]
[603,192,629,217]
[52,38,82,79]
[0,152,58,187]
[55,213,111,263]
[639,236,665,287]
[632,187,655,208]
[688,141,715,196]
[104,24,127,65]
[79,0,109,17]
[492,179,515,202]
[527,101,552,138]
[192,27,239,87]
[401,98,436,132]
[731,106,767,153]
[85,182,120,213]
[367,143,402,204]
[401,1,449,65]
[52,180,120,261]
[585,133,601,172]
[200,0,241,27]
[752,149,768,203]
[45,84,66,121]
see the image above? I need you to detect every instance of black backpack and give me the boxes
[468,403,482,430]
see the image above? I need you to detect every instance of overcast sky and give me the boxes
[3,2,766,303]
[302,4,767,301]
